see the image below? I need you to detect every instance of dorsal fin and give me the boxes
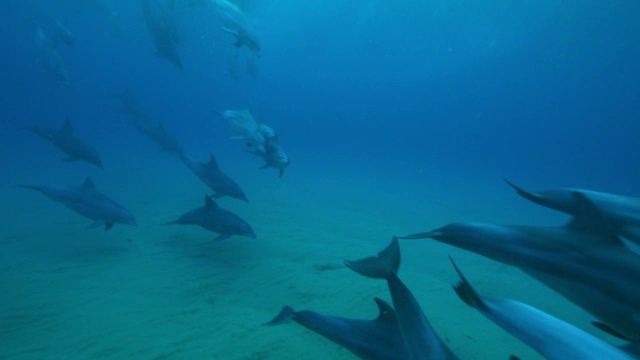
[373,297,397,325]
[565,192,623,246]
[207,154,219,169]
[82,177,96,189]
[204,195,218,209]
[63,119,74,133]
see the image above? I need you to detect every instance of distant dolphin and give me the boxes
[252,138,290,178]
[141,0,182,69]
[217,109,276,153]
[134,120,184,155]
[28,119,103,168]
[397,193,640,342]
[450,258,636,360]
[345,238,460,360]
[53,19,75,47]
[19,177,137,230]
[35,26,68,82]
[164,196,256,241]
[213,0,261,56]
[179,153,248,202]
[264,297,411,360]
[504,179,640,251]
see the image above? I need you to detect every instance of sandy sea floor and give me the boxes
[0,151,618,359]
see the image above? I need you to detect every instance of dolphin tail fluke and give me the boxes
[262,306,295,326]
[345,237,401,279]
[450,257,489,312]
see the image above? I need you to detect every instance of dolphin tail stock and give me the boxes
[502,178,541,203]
[344,237,401,279]
[449,257,489,312]
[394,231,438,240]
[17,184,42,192]
[262,305,295,326]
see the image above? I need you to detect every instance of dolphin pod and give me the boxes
[397,191,640,343]
[19,177,137,230]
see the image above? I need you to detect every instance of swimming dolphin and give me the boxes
[450,258,636,360]
[250,138,290,177]
[345,238,460,360]
[263,298,411,360]
[164,196,256,241]
[217,109,276,153]
[504,179,640,250]
[141,0,182,69]
[213,0,261,56]
[35,26,68,82]
[179,153,248,202]
[19,177,137,230]
[134,120,184,155]
[397,193,640,342]
[28,119,102,168]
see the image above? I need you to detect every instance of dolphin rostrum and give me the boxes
[179,153,248,202]
[345,238,460,360]
[28,119,102,168]
[263,298,411,360]
[504,179,640,251]
[164,196,256,241]
[19,177,137,230]
[450,258,636,360]
[397,193,640,342]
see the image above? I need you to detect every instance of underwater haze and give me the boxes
[1,0,639,359]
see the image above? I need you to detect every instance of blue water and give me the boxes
[1,1,639,359]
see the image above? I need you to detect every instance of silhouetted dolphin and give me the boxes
[19,177,137,230]
[28,119,102,168]
[263,297,410,360]
[450,258,636,360]
[179,153,248,202]
[345,238,460,360]
[35,26,68,82]
[505,179,640,250]
[164,196,255,241]
[397,193,640,342]
[134,120,183,155]
[141,0,182,69]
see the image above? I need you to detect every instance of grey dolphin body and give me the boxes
[253,139,290,178]
[141,0,182,69]
[218,109,275,153]
[29,120,102,168]
[134,120,184,155]
[398,194,640,342]
[164,196,255,241]
[345,238,459,360]
[450,259,635,360]
[19,178,137,230]
[505,179,640,249]
[179,153,248,202]
[213,0,261,56]
[263,298,410,360]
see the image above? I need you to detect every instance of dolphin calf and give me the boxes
[179,153,248,202]
[397,193,640,342]
[19,177,137,230]
[263,297,411,360]
[345,238,459,360]
[217,109,276,153]
[450,258,636,360]
[213,0,261,56]
[28,119,102,168]
[505,179,640,250]
[164,196,256,241]
[251,138,290,178]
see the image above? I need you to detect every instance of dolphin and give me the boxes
[134,120,184,155]
[35,26,68,82]
[141,0,182,69]
[19,177,137,230]
[217,109,276,153]
[213,0,261,56]
[397,193,640,343]
[28,119,103,168]
[450,258,636,360]
[263,297,411,360]
[179,153,248,202]
[164,196,256,241]
[53,19,75,47]
[345,238,460,360]
[505,179,640,250]
[251,138,290,177]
